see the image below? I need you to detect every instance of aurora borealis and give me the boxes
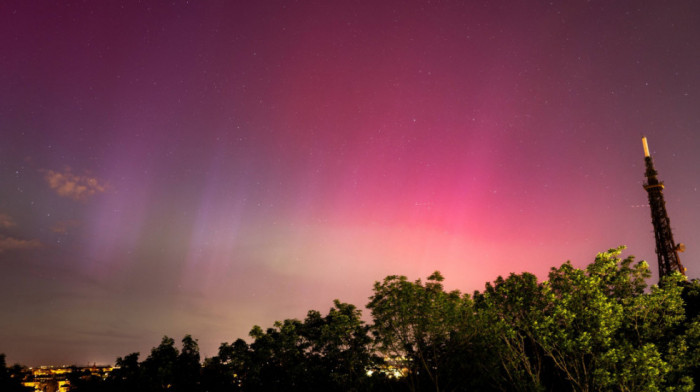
[1,1,700,366]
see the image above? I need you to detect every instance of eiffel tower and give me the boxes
[642,137,685,279]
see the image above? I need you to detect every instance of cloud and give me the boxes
[0,213,16,228]
[0,235,42,253]
[51,220,82,234]
[44,168,107,201]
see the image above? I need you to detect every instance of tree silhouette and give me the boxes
[0,354,31,392]
[13,248,700,392]
[175,335,201,391]
[368,271,477,392]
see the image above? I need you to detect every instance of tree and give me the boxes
[474,272,549,392]
[142,336,179,391]
[108,352,144,391]
[538,257,625,391]
[302,300,377,391]
[368,271,475,392]
[593,272,692,391]
[471,246,698,392]
[540,248,692,392]
[67,366,107,392]
[206,300,378,391]
[0,354,32,392]
[174,335,201,391]
[246,319,309,391]
[59,247,700,391]
[202,339,249,392]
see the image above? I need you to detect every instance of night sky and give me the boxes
[2,1,700,366]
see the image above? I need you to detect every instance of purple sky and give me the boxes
[1,0,700,366]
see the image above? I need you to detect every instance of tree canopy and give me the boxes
[16,246,700,392]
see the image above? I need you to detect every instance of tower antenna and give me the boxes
[642,137,685,280]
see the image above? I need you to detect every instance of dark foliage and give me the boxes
[0,354,32,392]
[12,248,700,392]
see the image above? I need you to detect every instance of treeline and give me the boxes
[5,246,700,391]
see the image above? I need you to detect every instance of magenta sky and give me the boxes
[1,1,700,366]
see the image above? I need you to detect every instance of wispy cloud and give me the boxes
[44,168,107,201]
[0,213,16,228]
[0,235,42,253]
[51,220,82,234]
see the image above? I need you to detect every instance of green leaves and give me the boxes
[99,247,700,391]
[469,246,697,392]
[368,272,475,391]
[475,272,550,391]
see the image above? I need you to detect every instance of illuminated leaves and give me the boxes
[473,246,697,391]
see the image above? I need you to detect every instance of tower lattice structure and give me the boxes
[642,137,685,279]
